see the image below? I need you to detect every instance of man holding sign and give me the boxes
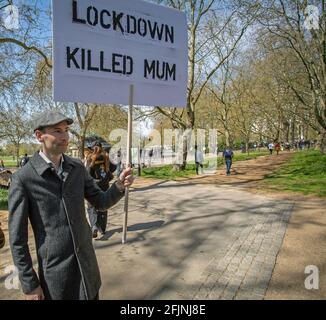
[52,0,187,244]
[8,111,134,300]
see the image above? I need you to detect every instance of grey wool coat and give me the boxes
[8,152,125,300]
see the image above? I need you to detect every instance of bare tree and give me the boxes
[206,61,235,148]
[69,103,99,159]
[0,103,31,165]
[240,0,325,151]
[147,0,257,169]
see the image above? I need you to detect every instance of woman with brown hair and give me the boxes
[86,141,111,238]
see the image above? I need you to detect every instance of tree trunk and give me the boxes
[173,129,191,171]
[172,95,195,171]
[276,117,281,142]
[246,141,249,155]
[291,118,295,145]
[283,121,290,142]
[16,142,20,167]
[225,130,230,148]
[181,133,188,170]
[304,123,309,141]
[316,128,326,154]
[78,134,86,159]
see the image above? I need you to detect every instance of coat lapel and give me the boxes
[30,152,76,181]
[30,152,53,176]
[61,154,76,184]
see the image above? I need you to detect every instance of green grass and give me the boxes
[142,150,269,180]
[142,163,199,179]
[228,150,270,162]
[0,189,8,210]
[263,150,326,197]
[0,156,18,167]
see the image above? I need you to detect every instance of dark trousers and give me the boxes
[87,205,108,234]
[195,162,203,174]
[225,159,232,175]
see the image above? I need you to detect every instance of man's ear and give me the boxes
[35,130,44,142]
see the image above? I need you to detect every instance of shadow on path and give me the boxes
[96,220,165,241]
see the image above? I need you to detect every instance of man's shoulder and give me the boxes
[64,155,87,172]
[11,161,33,181]
[223,149,233,156]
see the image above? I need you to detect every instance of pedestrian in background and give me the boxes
[223,147,234,176]
[268,142,274,155]
[148,148,153,167]
[116,148,122,177]
[20,153,29,167]
[195,145,204,175]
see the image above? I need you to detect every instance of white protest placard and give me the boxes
[52,0,188,107]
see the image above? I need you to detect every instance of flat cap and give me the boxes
[32,111,73,131]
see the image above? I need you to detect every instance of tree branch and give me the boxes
[0,37,52,68]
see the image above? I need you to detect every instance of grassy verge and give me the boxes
[225,150,269,163]
[0,156,18,167]
[0,189,8,210]
[142,150,269,180]
[142,163,198,180]
[263,150,326,197]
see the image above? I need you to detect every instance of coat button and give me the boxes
[76,246,80,253]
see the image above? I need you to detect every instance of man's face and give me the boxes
[35,121,70,155]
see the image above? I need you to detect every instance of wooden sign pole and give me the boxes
[122,84,134,244]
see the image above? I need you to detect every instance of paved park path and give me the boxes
[96,181,293,300]
[1,152,325,299]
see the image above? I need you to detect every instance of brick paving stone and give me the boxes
[206,286,224,299]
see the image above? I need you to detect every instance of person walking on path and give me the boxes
[20,154,30,167]
[8,111,134,300]
[223,147,234,176]
[116,148,122,177]
[195,145,204,175]
[268,142,274,155]
[148,148,154,167]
